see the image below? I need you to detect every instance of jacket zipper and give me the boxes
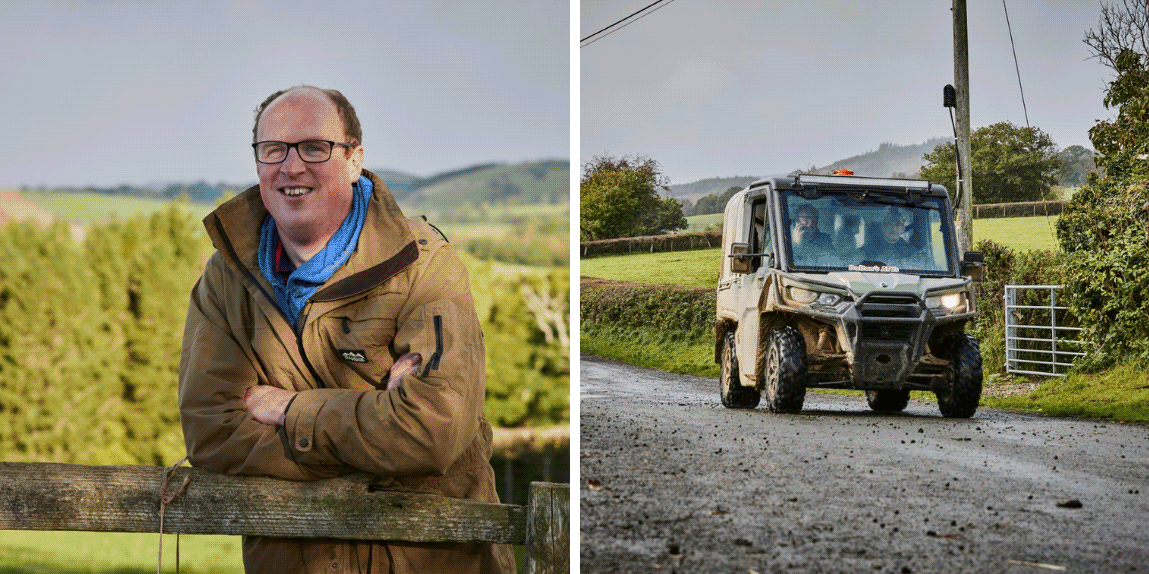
[421,314,443,377]
[215,218,327,388]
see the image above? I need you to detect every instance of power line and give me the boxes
[581,0,675,48]
[1002,0,1030,127]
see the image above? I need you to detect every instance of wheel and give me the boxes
[764,326,807,414]
[720,331,760,409]
[936,333,982,418]
[866,389,910,412]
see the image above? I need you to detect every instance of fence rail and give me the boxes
[0,461,568,573]
[1004,285,1085,377]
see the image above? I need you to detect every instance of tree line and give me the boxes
[582,129,1098,238]
[0,208,568,466]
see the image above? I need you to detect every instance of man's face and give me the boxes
[255,89,363,241]
[882,215,905,243]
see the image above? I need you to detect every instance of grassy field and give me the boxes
[23,191,215,224]
[684,213,1061,249]
[0,532,243,574]
[580,248,719,288]
[684,212,723,232]
[973,215,1059,251]
[0,531,528,573]
[583,215,1062,289]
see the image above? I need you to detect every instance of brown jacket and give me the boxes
[178,170,515,573]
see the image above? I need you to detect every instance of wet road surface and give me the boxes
[580,354,1149,573]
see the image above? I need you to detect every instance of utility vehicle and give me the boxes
[715,173,985,417]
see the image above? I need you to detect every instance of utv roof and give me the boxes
[746,174,949,197]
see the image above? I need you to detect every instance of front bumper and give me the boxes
[778,279,975,390]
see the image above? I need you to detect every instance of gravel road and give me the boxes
[580,354,1149,573]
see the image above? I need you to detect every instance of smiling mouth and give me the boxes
[279,186,313,197]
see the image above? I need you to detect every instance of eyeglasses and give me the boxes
[252,140,354,164]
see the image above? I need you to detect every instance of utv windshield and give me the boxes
[780,191,956,276]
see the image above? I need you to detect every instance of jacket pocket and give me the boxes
[318,297,403,389]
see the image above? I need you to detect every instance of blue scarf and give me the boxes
[258,176,372,328]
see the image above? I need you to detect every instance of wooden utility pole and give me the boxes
[953,0,974,254]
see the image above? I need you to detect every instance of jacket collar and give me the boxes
[204,169,419,302]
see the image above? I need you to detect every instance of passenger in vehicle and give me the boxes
[791,204,832,251]
[863,208,920,263]
[790,203,836,266]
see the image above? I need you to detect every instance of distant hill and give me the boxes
[667,176,764,204]
[32,159,569,209]
[668,137,949,203]
[816,138,948,178]
[403,160,569,210]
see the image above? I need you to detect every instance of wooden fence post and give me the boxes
[524,481,570,574]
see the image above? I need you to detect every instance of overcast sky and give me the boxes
[0,0,569,188]
[582,0,1113,185]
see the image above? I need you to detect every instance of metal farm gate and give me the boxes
[1004,285,1086,376]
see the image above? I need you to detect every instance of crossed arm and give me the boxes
[243,352,422,426]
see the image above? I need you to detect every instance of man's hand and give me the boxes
[244,386,298,426]
[386,352,422,390]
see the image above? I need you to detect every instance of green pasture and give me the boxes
[0,532,243,574]
[582,215,1061,288]
[581,248,720,288]
[972,215,1059,252]
[0,531,527,574]
[684,213,1060,249]
[684,212,723,232]
[23,191,215,224]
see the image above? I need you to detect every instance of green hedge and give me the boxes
[579,277,713,340]
[580,230,722,259]
[0,207,567,466]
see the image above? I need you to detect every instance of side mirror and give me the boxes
[730,243,752,274]
[962,251,985,282]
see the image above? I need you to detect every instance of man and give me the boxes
[790,203,833,251]
[178,86,514,573]
[789,203,834,266]
[863,207,919,262]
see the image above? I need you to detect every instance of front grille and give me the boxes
[859,293,920,319]
[860,322,914,341]
[867,294,919,305]
[860,307,917,318]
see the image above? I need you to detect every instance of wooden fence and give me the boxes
[0,461,569,573]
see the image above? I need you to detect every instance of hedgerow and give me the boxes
[0,206,568,466]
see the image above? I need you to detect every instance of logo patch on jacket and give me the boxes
[338,349,368,363]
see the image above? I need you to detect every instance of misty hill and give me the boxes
[818,137,948,178]
[40,159,569,208]
[400,160,569,210]
[668,138,948,202]
[666,176,763,204]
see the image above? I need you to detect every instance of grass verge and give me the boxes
[582,322,717,378]
[982,364,1149,423]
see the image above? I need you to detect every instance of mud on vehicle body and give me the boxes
[715,174,986,417]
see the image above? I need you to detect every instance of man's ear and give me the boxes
[348,145,364,178]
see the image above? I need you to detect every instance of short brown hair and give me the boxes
[252,85,363,148]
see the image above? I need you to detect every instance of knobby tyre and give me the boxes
[720,331,761,409]
[764,326,806,414]
[937,333,982,418]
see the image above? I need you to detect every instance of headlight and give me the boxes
[787,287,847,307]
[788,287,818,304]
[927,292,967,313]
[817,293,842,306]
[940,293,963,309]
